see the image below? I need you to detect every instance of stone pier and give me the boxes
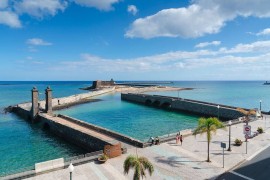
[121,93,249,120]
[11,87,144,153]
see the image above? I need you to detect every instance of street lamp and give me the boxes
[227,120,232,151]
[260,100,262,111]
[217,105,220,120]
[69,163,74,180]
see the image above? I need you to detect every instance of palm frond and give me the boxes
[139,157,154,176]
[124,155,154,180]
[124,155,136,174]
[134,161,141,180]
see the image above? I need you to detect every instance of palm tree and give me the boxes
[124,152,154,180]
[193,117,225,162]
[236,108,256,125]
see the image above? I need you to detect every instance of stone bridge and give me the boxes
[11,87,145,153]
[121,93,248,121]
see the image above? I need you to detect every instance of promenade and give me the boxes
[25,116,270,180]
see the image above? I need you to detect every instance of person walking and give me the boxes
[150,137,155,145]
[180,135,183,146]
[176,133,179,144]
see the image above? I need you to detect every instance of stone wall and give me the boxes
[58,114,144,147]
[92,79,115,89]
[12,106,31,120]
[121,93,245,120]
[11,105,144,152]
[16,87,115,111]
[37,114,110,152]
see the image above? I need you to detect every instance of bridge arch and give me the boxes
[145,99,152,105]
[152,100,161,107]
[161,102,171,108]
[43,122,50,131]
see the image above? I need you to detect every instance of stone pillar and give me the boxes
[31,87,39,120]
[45,86,53,115]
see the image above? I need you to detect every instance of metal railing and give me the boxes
[0,150,103,179]
[64,150,103,165]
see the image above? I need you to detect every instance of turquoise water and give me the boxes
[1,81,270,176]
[149,81,270,111]
[0,82,89,176]
[57,93,199,141]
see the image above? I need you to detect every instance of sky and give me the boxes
[1,0,270,81]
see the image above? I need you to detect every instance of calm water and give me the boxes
[149,81,270,111]
[0,81,269,175]
[0,81,89,176]
[57,93,199,141]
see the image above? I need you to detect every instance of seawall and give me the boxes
[38,113,111,151]
[16,87,115,112]
[12,104,144,152]
[121,93,245,120]
[57,114,144,147]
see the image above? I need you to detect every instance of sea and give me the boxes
[0,81,269,176]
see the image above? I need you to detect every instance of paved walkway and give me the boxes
[40,113,134,148]
[26,116,270,180]
[42,114,116,142]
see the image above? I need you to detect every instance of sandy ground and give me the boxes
[114,85,192,93]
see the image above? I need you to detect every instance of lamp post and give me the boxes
[227,120,232,151]
[69,163,74,180]
[217,105,220,120]
[260,100,262,111]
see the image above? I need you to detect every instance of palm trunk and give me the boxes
[207,139,210,162]
[207,129,211,162]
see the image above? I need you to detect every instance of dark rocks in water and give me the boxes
[2,106,14,114]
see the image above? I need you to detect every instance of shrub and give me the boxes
[234,138,242,146]
[99,154,108,161]
[257,127,264,134]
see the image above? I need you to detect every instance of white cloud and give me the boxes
[256,28,270,36]
[55,40,270,75]
[0,0,8,9]
[15,0,67,18]
[127,5,138,15]
[126,0,270,39]
[195,41,221,48]
[27,38,52,46]
[74,0,119,11]
[0,0,121,28]
[224,40,270,53]
[0,11,21,28]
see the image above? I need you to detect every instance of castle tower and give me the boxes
[45,86,53,115]
[31,87,39,120]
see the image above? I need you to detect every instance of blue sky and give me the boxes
[1,0,270,80]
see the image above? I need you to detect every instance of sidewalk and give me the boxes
[25,116,270,180]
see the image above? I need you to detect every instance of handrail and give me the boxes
[0,149,103,179]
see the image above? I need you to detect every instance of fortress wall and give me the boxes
[121,93,244,121]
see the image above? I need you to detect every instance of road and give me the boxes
[218,145,270,180]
